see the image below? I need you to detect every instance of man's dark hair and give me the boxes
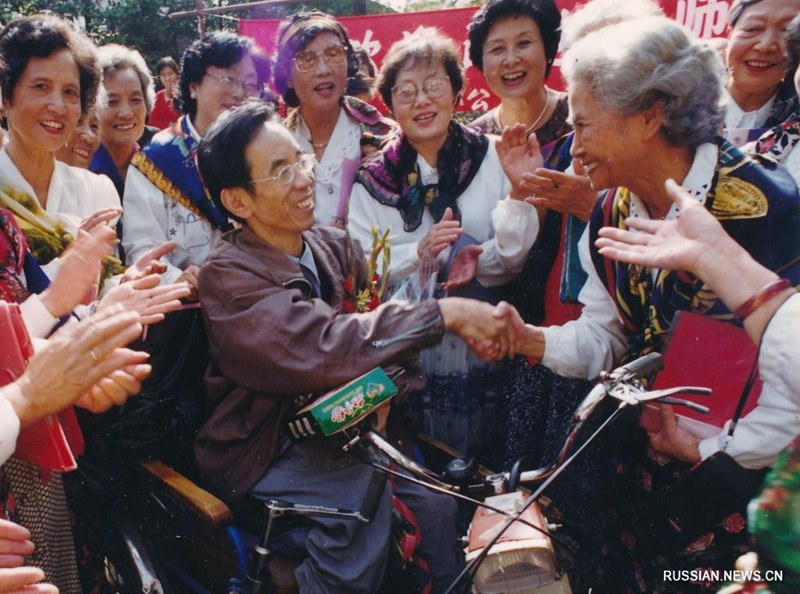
[178,32,269,118]
[467,0,561,78]
[197,101,276,223]
[0,14,100,114]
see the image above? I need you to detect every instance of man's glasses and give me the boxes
[391,76,451,105]
[249,154,315,187]
[293,44,347,73]
[204,71,262,97]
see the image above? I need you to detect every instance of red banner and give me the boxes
[239,0,732,112]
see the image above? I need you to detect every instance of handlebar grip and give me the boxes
[614,352,664,379]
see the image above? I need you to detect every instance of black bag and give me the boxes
[657,451,768,551]
[78,307,210,472]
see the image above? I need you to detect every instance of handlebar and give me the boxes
[344,353,712,498]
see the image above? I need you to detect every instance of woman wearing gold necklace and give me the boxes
[468,0,569,148]
[273,10,395,229]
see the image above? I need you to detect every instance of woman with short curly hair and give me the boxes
[273,10,395,227]
[121,32,269,294]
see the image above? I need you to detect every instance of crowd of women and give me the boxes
[0,0,799,591]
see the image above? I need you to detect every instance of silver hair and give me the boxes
[560,0,664,51]
[562,17,724,149]
[96,44,155,114]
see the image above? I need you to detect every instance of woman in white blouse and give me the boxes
[0,16,119,240]
[348,28,540,458]
[722,0,800,131]
[122,32,270,290]
[272,10,395,228]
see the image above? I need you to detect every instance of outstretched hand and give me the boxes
[595,179,723,274]
[496,123,544,200]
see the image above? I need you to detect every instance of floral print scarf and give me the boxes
[355,120,489,232]
[0,208,28,303]
[755,120,800,164]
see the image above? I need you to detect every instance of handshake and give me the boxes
[437,297,539,361]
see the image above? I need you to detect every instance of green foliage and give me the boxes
[1,0,209,73]
[250,0,394,20]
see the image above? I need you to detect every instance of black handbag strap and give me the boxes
[725,358,760,441]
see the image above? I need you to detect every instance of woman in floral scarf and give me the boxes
[348,27,541,461]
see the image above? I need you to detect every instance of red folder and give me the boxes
[0,302,83,471]
[639,311,761,439]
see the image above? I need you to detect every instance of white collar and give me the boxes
[185,116,202,142]
[723,89,776,130]
[629,142,717,222]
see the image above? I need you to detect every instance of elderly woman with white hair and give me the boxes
[501,16,800,592]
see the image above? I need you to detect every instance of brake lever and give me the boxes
[658,397,711,415]
[635,386,712,402]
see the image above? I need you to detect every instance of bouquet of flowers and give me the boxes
[343,225,391,313]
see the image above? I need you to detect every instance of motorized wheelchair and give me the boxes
[78,351,710,594]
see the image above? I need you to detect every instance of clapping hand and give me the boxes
[522,169,596,222]
[176,265,201,301]
[122,241,177,283]
[443,245,482,291]
[78,207,122,234]
[98,273,191,326]
[39,224,118,317]
[496,123,544,200]
[7,306,149,424]
[417,208,462,261]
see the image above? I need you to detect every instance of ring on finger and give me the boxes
[90,349,99,363]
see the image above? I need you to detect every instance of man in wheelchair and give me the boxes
[194,102,523,593]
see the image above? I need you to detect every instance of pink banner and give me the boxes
[239,0,732,112]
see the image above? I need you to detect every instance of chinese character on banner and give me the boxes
[676,0,730,38]
[238,1,731,114]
